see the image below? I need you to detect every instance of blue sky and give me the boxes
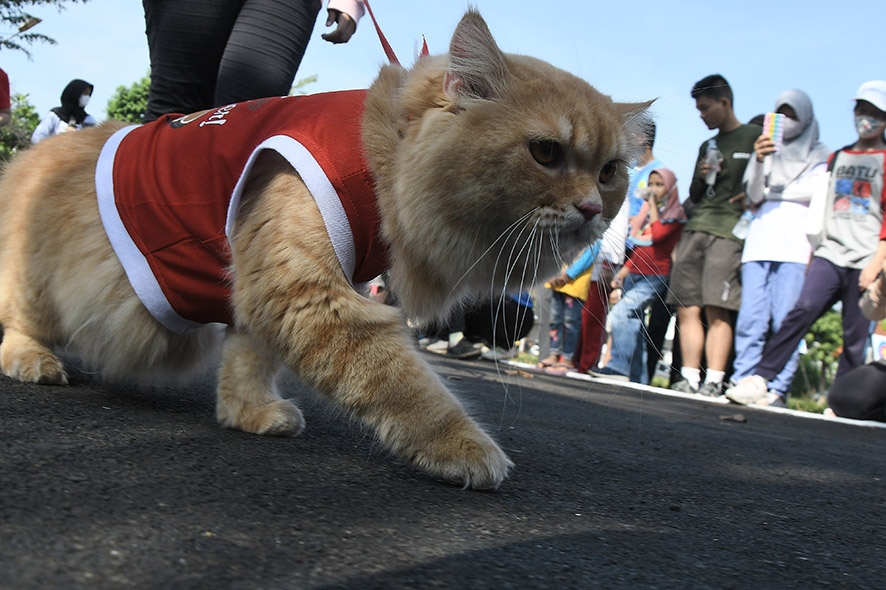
[1,0,881,194]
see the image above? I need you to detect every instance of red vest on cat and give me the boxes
[95,91,388,334]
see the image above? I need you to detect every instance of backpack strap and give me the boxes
[827,144,855,173]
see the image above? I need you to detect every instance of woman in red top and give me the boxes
[592,168,686,383]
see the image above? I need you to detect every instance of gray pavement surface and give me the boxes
[2,354,885,589]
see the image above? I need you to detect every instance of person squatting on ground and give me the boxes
[423,295,534,360]
[592,167,686,384]
[141,0,364,122]
[724,89,830,408]
[825,259,886,422]
[726,80,886,406]
[667,74,760,396]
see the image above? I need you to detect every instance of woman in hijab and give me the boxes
[728,89,830,405]
[31,79,96,144]
[592,167,687,384]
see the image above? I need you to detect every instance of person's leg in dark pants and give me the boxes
[755,258,842,382]
[646,298,673,382]
[215,0,322,104]
[142,0,243,121]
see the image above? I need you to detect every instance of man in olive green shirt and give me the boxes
[667,74,760,396]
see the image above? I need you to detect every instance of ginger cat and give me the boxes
[0,11,649,489]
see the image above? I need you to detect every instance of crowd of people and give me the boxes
[422,74,886,423]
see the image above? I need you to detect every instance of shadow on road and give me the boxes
[2,355,884,588]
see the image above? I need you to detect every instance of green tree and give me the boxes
[106,74,150,124]
[791,309,843,397]
[1,1,91,58]
[0,92,40,161]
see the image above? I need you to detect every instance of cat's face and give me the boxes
[369,10,650,319]
[426,53,642,252]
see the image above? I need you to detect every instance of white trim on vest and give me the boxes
[96,127,357,334]
[224,135,357,283]
[96,124,205,334]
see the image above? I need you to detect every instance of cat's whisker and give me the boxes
[479,229,531,429]
[487,221,543,358]
[546,227,563,270]
[487,226,528,314]
[487,220,534,341]
[445,208,540,304]
[496,215,542,294]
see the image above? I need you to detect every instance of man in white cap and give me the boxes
[726,80,886,408]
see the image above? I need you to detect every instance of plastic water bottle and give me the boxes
[704,139,722,197]
[731,209,754,240]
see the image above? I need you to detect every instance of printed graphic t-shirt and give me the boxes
[815,148,886,269]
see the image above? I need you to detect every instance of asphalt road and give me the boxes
[2,353,884,589]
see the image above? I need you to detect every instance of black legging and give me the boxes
[827,362,886,422]
[142,0,322,122]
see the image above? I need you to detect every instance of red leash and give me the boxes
[361,0,429,65]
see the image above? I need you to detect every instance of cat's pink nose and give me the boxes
[575,201,602,221]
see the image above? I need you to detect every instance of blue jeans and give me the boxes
[606,273,669,384]
[732,261,806,393]
[549,291,583,361]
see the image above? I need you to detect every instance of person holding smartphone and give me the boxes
[726,89,830,407]
[727,81,886,407]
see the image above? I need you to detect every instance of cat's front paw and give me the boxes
[0,336,68,385]
[409,419,514,490]
[218,399,306,437]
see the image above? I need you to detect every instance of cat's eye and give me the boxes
[529,140,564,168]
[599,161,618,184]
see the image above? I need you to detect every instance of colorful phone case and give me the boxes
[763,112,785,153]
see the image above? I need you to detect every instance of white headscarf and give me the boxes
[766,89,830,191]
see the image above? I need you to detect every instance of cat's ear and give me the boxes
[617,100,656,166]
[444,10,509,101]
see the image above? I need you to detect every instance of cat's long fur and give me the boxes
[0,11,649,489]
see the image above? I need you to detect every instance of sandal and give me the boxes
[534,355,559,370]
[544,363,575,376]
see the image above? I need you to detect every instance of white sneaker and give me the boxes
[424,339,450,354]
[725,375,769,405]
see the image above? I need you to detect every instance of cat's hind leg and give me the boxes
[216,329,305,437]
[0,328,68,385]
